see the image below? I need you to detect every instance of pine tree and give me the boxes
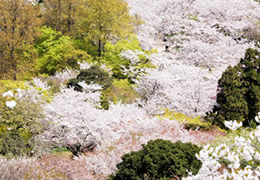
[208,48,260,128]
[213,66,248,127]
[239,48,260,124]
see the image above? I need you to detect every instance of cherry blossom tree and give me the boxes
[125,0,260,117]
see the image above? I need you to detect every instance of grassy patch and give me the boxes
[50,147,71,155]
[159,108,213,131]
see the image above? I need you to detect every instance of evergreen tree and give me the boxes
[212,66,248,127]
[110,139,202,180]
[239,48,260,124]
[208,48,260,128]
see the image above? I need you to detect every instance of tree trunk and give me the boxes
[98,39,102,57]
[67,2,72,32]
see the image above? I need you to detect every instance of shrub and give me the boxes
[0,80,27,94]
[110,139,202,180]
[67,65,113,92]
[67,65,113,109]
[0,93,45,156]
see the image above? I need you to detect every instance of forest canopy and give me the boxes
[0,0,138,80]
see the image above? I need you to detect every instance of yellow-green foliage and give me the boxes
[34,86,53,103]
[77,0,136,56]
[0,79,53,104]
[104,35,156,68]
[0,80,27,94]
[0,97,45,157]
[160,109,212,130]
[35,26,92,76]
[103,79,138,104]
[103,35,156,81]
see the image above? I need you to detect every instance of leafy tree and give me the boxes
[41,0,79,35]
[0,0,41,80]
[110,139,202,180]
[77,0,136,57]
[35,26,91,75]
[104,35,143,66]
[207,48,260,128]
[213,66,248,127]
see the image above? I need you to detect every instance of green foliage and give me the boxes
[77,0,136,56]
[41,0,78,35]
[0,97,45,157]
[35,26,91,75]
[102,79,138,105]
[0,0,41,80]
[207,48,260,128]
[73,38,100,57]
[104,35,143,65]
[103,35,156,81]
[16,44,39,80]
[67,65,113,109]
[50,147,71,155]
[110,139,202,180]
[0,80,27,94]
[240,49,260,123]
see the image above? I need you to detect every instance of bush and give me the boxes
[0,95,45,157]
[67,65,113,92]
[207,48,260,128]
[110,139,202,180]
[67,65,113,109]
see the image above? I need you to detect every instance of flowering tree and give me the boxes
[135,63,217,116]
[184,113,260,179]
[36,77,222,177]
[125,0,259,117]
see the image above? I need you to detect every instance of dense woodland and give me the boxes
[0,0,260,179]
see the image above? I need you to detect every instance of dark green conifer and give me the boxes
[239,48,260,124]
[110,139,202,180]
[208,48,260,128]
